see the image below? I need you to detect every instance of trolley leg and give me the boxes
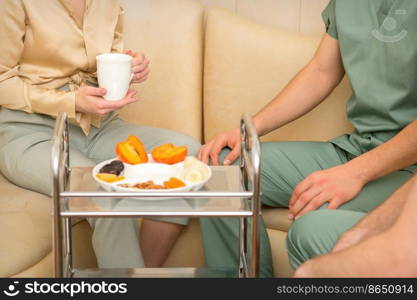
[238,216,250,278]
[63,217,73,277]
[238,217,244,278]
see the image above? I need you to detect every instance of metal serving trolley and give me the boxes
[51,112,261,278]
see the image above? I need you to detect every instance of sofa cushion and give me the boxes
[119,0,205,142]
[267,229,293,277]
[263,207,292,232]
[10,253,53,278]
[0,173,52,277]
[203,7,353,143]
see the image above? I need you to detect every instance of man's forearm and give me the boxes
[253,34,345,136]
[347,176,415,238]
[345,120,417,185]
[296,186,417,277]
[295,227,413,277]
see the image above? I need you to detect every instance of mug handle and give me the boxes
[130,73,134,82]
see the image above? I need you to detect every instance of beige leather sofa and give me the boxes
[0,0,352,278]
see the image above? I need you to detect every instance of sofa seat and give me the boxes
[0,173,51,277]
[263,207,292,232]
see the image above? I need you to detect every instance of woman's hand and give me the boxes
[125,50,150,83]
[75,86,137,116]
[198,128,241,165]
[288,164,367,220]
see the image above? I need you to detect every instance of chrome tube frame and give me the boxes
[51,112,70,278]
[239,113,261,278]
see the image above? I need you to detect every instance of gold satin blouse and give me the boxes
[0,0,124,135]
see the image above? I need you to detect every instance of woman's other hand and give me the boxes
[75,86,137,116]
[125,50,150,83]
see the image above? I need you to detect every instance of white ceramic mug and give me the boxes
[96,53,133,101]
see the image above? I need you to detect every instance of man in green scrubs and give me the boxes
[198,0,417,277]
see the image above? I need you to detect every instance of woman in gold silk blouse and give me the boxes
[0,0,200,268]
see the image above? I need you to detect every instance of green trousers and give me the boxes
[0,108,200,268]
[200,141,414,277]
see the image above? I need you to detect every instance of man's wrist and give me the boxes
[344,158,374,186]
[252,116,265,136]
[344,226,370,241]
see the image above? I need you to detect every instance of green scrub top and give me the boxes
[323,0,417,159]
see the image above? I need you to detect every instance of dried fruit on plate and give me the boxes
[96,173,125,183]
[99,160,124,175]
[163,177,186,189]
[116,135,148,165]
[119,180,166,189]
[152,144,188,165]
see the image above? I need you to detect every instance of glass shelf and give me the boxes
[61,165,252,217]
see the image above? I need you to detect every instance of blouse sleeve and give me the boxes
[0,0,76,119]
[322,0,338,40]
[111,5,125,53]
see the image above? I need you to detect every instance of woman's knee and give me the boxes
[0,140,52,195]
[169,131,201,156]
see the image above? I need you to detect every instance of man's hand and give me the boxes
[75,86,137,116]
[125,50,150,83]
[198,128,240,165]
[288,164,366,220]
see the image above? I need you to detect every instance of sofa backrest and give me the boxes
[203,7,353,143]
[198,0,330,36]
[119,0,204,141]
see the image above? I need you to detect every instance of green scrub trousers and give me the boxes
[201,0,417,277]
[201,143,414,277]
[0,108,200,268]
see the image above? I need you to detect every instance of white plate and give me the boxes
[92,155,211,199]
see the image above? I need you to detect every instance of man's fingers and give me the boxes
[197,146,204,161]
[294,194,328,220]
[198,145,209,162]
[209,141,221,165]
[289,176,315,208]
[210,152,219,166]
[326,198,342,210]
[223,146,240,165]
[210,139,228,166]
[289,186,322,219]
[199,144,211,164]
